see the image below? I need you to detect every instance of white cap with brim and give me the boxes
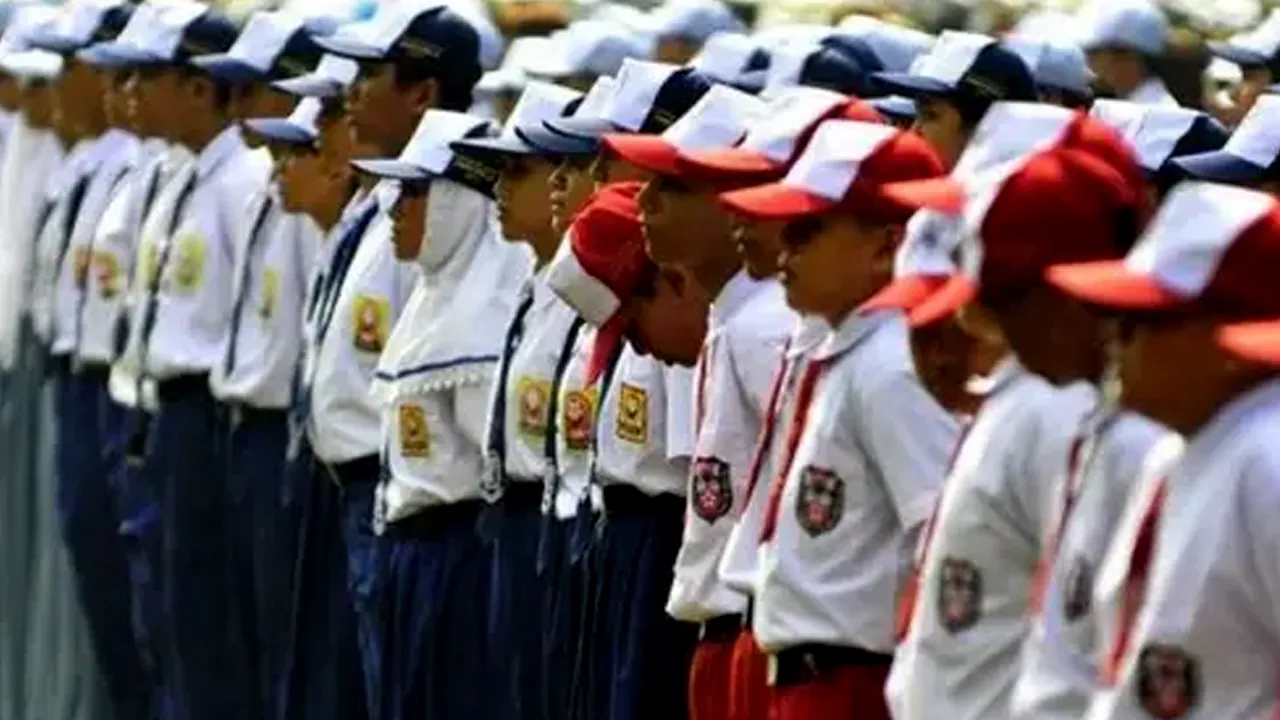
[2,4,61,55]
[1078,0,1169,56]
[644,0,743,44]
[0,47,61,79]
[273,52,358,98]
[352,108,492,180]
[190,10,307,84]
[455,80,582,156]
[244,96,324,145]
[524,20,649,80]
[31,0,127,54]
[313,0,439,60]
[476,35,551,94]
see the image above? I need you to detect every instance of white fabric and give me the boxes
[44,0,125,46]
[1005,37,1093,95]
[662,84,765,155]
[755,310,957,652]
[0,120,62,370]
[741,86,845,164]
[910,31,995,87]
[761,41,819,97]
[691,31,763,85]
[596,353,694,497]
[1124,181,1273,298]
[837,18,936,72]
[1079,0,1169,56]
[896,210,963,278]
[603,58,681,132]
[1218,8,1280,59]
[208,10,304,72]
[316,0,443,57]
[30,138,97,347]
[524,20,648,79]
[0,49,62,79]
[574,75,617,120]
[666,274,792,623]
[1124,76,1178,106]
[551,325,596,518]
[645,0,743,42]
[887,359,1098,720]
[1088,100,1202,172]
[782,120,897,202]
[1085,379,1280,720]
[477,35,550,93]
[499,81,582,138]
[1220,94,1280,167]
[0,4,59,54]
[543,238,620,326]
[395,109,492,177]
[117,0,206,62]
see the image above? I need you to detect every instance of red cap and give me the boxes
[1047,182,1280,318]
[860,211,962,321]
[718,120,944,223]
[1217,320,1280,367]
[677,88,885,181]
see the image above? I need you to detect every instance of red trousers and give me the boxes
[689,637,736,720]
[768,663,892,720]
[728,629,770,720]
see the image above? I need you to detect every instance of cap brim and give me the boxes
[190,55,267,84]
[603,134,683,176]
[1217,319,1280,367]
[719,182,839,220]
[907,275,978,328]
[351,158,431,180]
[1171,150,1268,183]
[678,147,782,177]
[76,42,158,68]
[1045,261,1183,311]
[870,95,918,121]
[516,124,597,155]
[274,73,344,99]
[861,274,950,314]
[545,116,615,141]
[872,72,952,99]
[30,35,84,54]
[882,177,965,215]
[243,117,315,145]
[314,33,385,60]
[1207,41,1269,68]
[452,135,535,156]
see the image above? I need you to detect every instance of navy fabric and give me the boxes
[223,408,292,720]
[486,498,544,720]
[539,516,587,720]
[275,439,369,720]
[54,368,151,720]
[378,502,493,720]
[151,385,254,720]
[338,472,385,720]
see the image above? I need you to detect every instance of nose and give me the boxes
[548,164,566,192]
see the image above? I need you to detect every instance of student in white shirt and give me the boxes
[883,103,1154,720]
[308,5,489,711]
[544,183,703,720]
[1047,182,1280,720]
[355,109,532,720]
[718,120,956,720]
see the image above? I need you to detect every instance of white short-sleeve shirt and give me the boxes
[595,347,691,498]
[754,309,958,653]
[550,325,597,519]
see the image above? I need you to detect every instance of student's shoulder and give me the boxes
[724,280,793,353]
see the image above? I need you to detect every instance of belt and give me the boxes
[767,644,893,688]
[155,373,210,403]
[382,499,484,540]
[75,361,111,383]
[220,402,287,428]
[602,484,684,517]
[699,614,744,643]
[45,353,71,378]
[503,481,543,509]
[320,454,380,489]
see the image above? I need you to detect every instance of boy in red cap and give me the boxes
[717,118,959,720]
[1045,181,1280,720]
[545,182,709,720]
[881,102,1161,720]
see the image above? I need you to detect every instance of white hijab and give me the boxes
[371,178,534,403]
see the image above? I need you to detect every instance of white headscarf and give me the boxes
[371,178,534,403]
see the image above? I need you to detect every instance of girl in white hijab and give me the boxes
[357,109,533,720]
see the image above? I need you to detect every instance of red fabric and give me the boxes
[767,663,892,720]
[728,630,770,720]
[690,637,737,720]
[1102,478,1167,685]
[759,359,826,543]
[742,346,792,501]
[1029,432,1090,615]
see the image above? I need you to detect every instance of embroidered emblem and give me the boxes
[515,375,550,442]
[352,295,390,353]
[1062,556,1093,622]
[1136,644,1199,719]
[615,383,648,444]
[398,404,430,458]
[94,252,120,299]
[562,387,598,452]
[691,456,732,523]
[72,247,91,290]
[139,244,160,289]
[794,466,845,536]
[258,268,279,320]
[937,557,982,634]
[171,233,205,293]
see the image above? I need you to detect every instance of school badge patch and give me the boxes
[937,557,982,634]
[1137,644,1199,719]
[562,387,598,452]
[258,269,280,320]
[615,383,648,444]
[691,456,732,522]
[398,404,430,458]
[515,375,550,442]
[94,252,121,299]
[352,295,390,354]
[1062,556,1093,622]
[171,233,205,294]
[794,466,844,537]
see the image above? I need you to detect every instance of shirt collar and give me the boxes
[196,124,245,180]
[812,308,897,362]
[1126,77,1175,105]
[710,269,767,330]
[789,314,829,358]
[964,353,1023,397]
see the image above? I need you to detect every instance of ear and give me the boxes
[406,76,439,115]
[872,223,902,276]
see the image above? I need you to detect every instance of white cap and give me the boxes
[659,83,765,154]
[244,97,326,145]
[645,0,743,43]
[0,47,61,79]
[354,108,494,180]
[0,3,58,55]
[1209,9,1280,67]
[523,20,649,79]
[691,31,767,89]
[190,10,309,80]
[1089,99,1203,171]
[34,0,128,52]
[273,52,359,98]
[835,17,936,73]
[1079,0,1169,56]
[476,35,552,94]
[1006,36,1093,96]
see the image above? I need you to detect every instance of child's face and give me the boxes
[348,60,430,157]
[588,151,650,192]
[1114,313,1219,422]
[731,215,785,280]
[912,96,968,171]
[390,184,429,261]
[103,69,132,131]
[637,174,733,269]
[55,60,105,137]
[135,66,189,141]
[627,266,710,366]
[235,83,295,124]
[911,317,980,415]
[21,81,56,130]
[496,155,557,242]
[549,155,594,234]
[0,76,18,112]
[779,213,897,321]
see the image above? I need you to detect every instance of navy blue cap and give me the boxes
[873,31,1036,104]
[315,2,479,72]
[1171,95,1280,183]
[546,60,712,141]
[869,95,916,123]
[765,40,881,99]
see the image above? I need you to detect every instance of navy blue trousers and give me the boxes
[539,512,591,720]
[275,440,368,720]
[334,463,384,720]
[485,486,545,720]
[378,501,493,720]
[222,406,291,720]
[54,366,151,720]
[150,382,253,720]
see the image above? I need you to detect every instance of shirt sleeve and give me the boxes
[455,376,497,451]
[664,363,695,460]
[858,370,959,529]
